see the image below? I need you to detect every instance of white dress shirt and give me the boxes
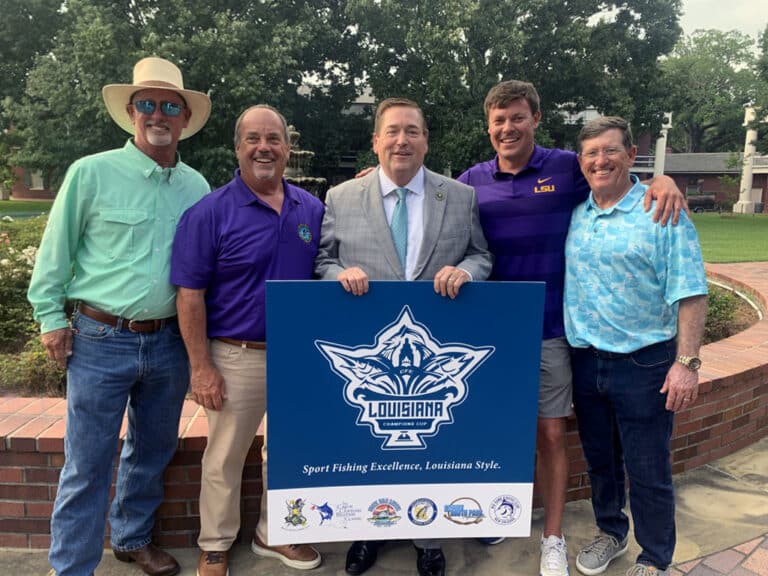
[379,168,425,280]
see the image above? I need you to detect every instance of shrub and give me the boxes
[703,285,738,344]
[0,215,757,397]
[0,216,45,353]
[0,337,65,396]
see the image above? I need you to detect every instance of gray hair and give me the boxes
[577,116,634,151]
[233,104,290,146]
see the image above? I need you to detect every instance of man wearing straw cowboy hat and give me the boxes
[28,57,211,576]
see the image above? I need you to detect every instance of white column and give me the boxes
[653,113,671,177]
[733,106,757,214]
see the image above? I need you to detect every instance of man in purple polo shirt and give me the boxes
[170,105,324,576]
[457,80,686,576]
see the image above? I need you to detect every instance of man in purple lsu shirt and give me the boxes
[457,80,686,576]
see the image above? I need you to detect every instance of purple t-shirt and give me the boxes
[457,146,589,339]
[170,170,324,340]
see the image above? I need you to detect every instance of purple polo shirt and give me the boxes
[170,170,324,340]
[458,146,589,339]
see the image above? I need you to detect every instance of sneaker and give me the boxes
[540,534,570,576]
[478,537,506,545]
[626,564,669,576]
[251,535,322,570]
[576,533,629,576]
[197,550,229,576]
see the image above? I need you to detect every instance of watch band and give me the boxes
[677,355,702,371]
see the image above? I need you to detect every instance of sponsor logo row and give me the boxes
[281,495,522,531]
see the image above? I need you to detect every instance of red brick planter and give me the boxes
[1,263,767,549]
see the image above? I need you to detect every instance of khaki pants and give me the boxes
[197,340,269,550]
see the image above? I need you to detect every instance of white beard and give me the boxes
[145,125,173,147]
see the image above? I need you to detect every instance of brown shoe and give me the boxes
[113,543,180,576]
[251,534,321,570]
[197,550,229,576]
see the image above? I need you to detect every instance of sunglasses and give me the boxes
[131,99,185,117]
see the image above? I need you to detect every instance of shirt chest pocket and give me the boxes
[99,209,148,261]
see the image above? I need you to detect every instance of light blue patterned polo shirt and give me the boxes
[564,176,707,352]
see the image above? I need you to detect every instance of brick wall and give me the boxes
[2,263,767,549]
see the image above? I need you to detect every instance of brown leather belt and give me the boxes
[216,337,266,350]
[77,303,176,334]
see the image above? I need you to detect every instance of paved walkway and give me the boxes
[673,535,768,576]
[1,435,765,576]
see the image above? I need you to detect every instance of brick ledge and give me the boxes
[1,262,767,548]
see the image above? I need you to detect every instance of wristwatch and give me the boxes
[677,355,702,371]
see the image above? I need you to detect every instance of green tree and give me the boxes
[345,0,681,173]
[754,24,768,154]
[142,0,367,186]
[662,30,760,153]
[10,0,367,188]
[0,0,61,104]
[0,0,62,193]
[10,0,142,184]
[8,0,684,186]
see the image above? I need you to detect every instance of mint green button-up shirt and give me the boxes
[28,140,209,333]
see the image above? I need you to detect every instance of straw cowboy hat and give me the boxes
[102,57,211,140]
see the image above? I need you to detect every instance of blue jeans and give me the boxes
[571,339,676,570]
[49,311,188,576]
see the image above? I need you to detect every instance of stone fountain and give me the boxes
[285,125,328,202]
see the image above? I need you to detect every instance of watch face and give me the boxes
[688,357,702,370]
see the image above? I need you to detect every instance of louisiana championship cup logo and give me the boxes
[315,306,494,450]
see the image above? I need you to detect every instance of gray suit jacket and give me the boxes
[315,167,492,281]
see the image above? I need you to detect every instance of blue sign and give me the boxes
[265,281,544,543]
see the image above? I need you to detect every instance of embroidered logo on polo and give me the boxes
[408,498,438,526]
[488,495,522,525]
[297,223,312,243]
[316,306,494,449]
[367,498,402,527]
[443,497,484,525]
[534,176,556,193]
[283,498,309,530]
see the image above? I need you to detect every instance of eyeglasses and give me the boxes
[580,147,625,160]
[131,99,185,117]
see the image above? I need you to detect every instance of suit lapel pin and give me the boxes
[435,191,445,201]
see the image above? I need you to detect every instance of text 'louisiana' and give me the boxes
[367,401,444,418]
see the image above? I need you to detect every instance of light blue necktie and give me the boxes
[390,187,408,269]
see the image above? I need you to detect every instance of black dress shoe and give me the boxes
[416,546,446,576]
[346,540,381,575]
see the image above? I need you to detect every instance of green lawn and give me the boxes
[1,201,765,262]
[691,213,768,263]
[0,200,54,215]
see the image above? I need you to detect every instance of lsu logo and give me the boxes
[316,306,494,449]
[534,176,555,193]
